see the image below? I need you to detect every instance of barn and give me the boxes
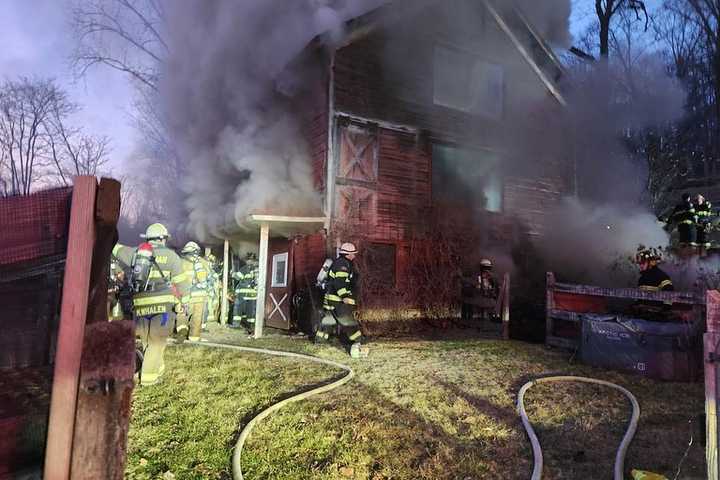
[223,0,574,335]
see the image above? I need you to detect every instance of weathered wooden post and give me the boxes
[221,239,230,325]
[705,289,720,480]
[44,177,97,480]
[254,222,270,338]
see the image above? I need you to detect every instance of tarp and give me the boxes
[580,314,702,382]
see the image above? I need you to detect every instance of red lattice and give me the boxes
[0,187,72,267]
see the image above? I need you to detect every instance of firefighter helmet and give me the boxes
[635,246,662,264]
[480,258,493,269]
[141,223,170,240]
[182,241,201,255]
[339,242,358,255]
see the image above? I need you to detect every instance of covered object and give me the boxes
[580,314,703,382]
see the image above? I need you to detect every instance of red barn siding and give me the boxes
[300,79,329,193]
[292,233,327,290]
[374,128,432,242]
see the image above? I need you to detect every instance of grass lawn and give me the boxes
[126,324,706,480]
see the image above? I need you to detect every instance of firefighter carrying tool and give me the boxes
[180,241,211,342]
[113,223,190,386]
[318,242,368,358]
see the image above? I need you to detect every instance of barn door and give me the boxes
[265,238,293,330]
[335,122,378,226]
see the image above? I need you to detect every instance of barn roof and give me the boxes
[312,0,567,106]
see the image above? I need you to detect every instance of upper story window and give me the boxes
[433,45,504,119]
[432,144,503,213]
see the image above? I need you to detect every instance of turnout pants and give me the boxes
[135,312,175,386]
[317,303,362,345]
[678,223,697,245]
[188,299,208,341]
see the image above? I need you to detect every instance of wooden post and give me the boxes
[255,222,270,338]
[221,239,230,325]
[502,273,511,340]
[68,177,132,480]
[706,290,720,480]
[44,176,98,480]
[545,272,556,347]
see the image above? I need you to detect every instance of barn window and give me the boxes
[433,46,504,119]
[271,252,288,288]
[432,144,503,213]
[364,243,397,289]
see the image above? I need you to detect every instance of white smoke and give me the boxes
[160,0,383,242]
[537,197,669,286]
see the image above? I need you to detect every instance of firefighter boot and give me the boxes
[349,342,369,358]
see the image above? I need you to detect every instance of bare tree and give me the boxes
[71,0,167,91]
[0,78,72,195]
[595,0,649,59]
[0,77,114,195]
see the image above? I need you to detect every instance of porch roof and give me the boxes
[246,214,329,238]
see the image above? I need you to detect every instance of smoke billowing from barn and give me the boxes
[160,0,686,285]
[161,0,384,242]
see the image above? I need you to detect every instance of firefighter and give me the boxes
[232,253,259,333]
[113,223,189,386]
[670,193,697,247]
[180,241,211,342]
[695,194,715,250]
[636,247,673,292]
[108,255,132,320]
[477,258,500,322]
[318,242,366,357]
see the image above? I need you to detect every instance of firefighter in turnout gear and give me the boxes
[670,193,697,246]
[636,247,674,292]
[695,194,715,250]
[318,242,367,358]
[232,253,259,333]
[180,241,211,341]
[112,223,190,386]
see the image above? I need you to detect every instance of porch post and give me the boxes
[255,222,270,338]
[220,239,230,325]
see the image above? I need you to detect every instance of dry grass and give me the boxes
[126,324,705,479]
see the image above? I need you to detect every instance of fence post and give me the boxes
[705,289,720,480]
[44,177,97,480]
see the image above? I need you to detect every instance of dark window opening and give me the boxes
[364,243,397,290]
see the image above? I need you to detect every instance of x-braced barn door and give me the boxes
[335,121,378,227]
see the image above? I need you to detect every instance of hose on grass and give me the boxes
[186,341,354,480]
[517,376,640,480]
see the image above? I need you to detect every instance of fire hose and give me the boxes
[517,376,641,480]
[186,341,354,480]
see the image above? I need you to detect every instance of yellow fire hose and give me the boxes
[186,341,354,480]
[517,376,641,480]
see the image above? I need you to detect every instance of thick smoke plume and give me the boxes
[161,0,383,242]
[538,198,669,286]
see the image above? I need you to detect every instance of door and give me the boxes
[265,238,293,330]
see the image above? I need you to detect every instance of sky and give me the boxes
[0,0,664,179]
[0,0,137,175]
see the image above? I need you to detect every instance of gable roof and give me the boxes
[316,0,567,106]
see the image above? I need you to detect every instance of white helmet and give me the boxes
[480,258,493,269]
[339,242,358,255]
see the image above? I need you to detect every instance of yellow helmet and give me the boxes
[182,241,201,254]
[141,223,170,240]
